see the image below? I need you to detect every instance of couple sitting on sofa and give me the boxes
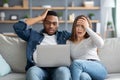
[13,9,107,80]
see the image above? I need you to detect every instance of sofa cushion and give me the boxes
[105,73,120,80]
[0,34,27,73]
[98,38,120,73]
[0,54,11,77]
[0,73,26,80]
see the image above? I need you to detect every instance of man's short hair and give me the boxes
[47,11,58,17]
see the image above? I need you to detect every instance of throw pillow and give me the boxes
[0,54,11,77]
[0,34,27,72]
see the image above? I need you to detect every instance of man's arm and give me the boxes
[25,9,49,26]
[13,9,49,41]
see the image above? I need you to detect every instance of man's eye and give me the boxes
[45,21,57,25]
[53,22,57,25]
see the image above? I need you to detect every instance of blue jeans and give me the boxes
[70,60,107,80]
[26,66,71,80]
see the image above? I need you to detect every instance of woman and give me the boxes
[68,15,107,80]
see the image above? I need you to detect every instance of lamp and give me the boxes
[0,12,6,21]
[103,0,115,8]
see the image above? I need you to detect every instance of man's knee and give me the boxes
[27,66,43,74]
[26,66,47,80]
[55,67,70,74]
[53,67,71,80]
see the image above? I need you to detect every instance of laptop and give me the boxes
[33,45,71,67]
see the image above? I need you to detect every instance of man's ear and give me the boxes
[57,22,59,27]
[43,20,46,27]
[43,20,45,24]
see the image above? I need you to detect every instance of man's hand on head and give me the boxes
[25,9,50,26]
[41,9,51,21]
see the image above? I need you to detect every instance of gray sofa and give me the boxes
[0,34,120,80]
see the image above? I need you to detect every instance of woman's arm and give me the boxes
[78,17,104,48]
[86,27,104,48]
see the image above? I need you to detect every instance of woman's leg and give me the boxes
[26,66,48,80]
[80,72,92,80]
[70,60,85,80]
[52,66,71,80]
[70,60,107,80]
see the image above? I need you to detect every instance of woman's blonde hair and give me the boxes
[69,15,92,42]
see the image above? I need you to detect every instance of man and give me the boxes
[13,9,71,80]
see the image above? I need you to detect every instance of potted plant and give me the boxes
[107,21,112,30]
[23,14,29,18]
[106,21,114,38]
[88,13,95,20]
[57,12,63,20]
[107,21,112,26]
[3,0,9,7]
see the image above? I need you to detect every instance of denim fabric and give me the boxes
[70,60,107,80]
[13,21,71,71]
[26,66,71,80]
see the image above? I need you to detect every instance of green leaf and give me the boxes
[3,0,8,3]
[107,21,112,26]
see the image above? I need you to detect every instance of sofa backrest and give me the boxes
[98,38,120,73]
[1,34,120,73]
[0,34,27,73]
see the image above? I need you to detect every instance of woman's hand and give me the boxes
[77,17,89,28]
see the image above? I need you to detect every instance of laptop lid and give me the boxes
[33,45,71,67]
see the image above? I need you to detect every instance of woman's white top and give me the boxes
[69,27,104,61]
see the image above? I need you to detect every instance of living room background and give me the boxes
[0,0,100,36]
[0,0,119,38]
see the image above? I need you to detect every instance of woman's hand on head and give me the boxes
[77,17,89,29]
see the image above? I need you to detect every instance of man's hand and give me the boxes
[25,9,50,26]
[40,9,50,21]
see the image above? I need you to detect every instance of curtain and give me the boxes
[112,7,116,37]
[116,0,120,37]
[101,0,115,39]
